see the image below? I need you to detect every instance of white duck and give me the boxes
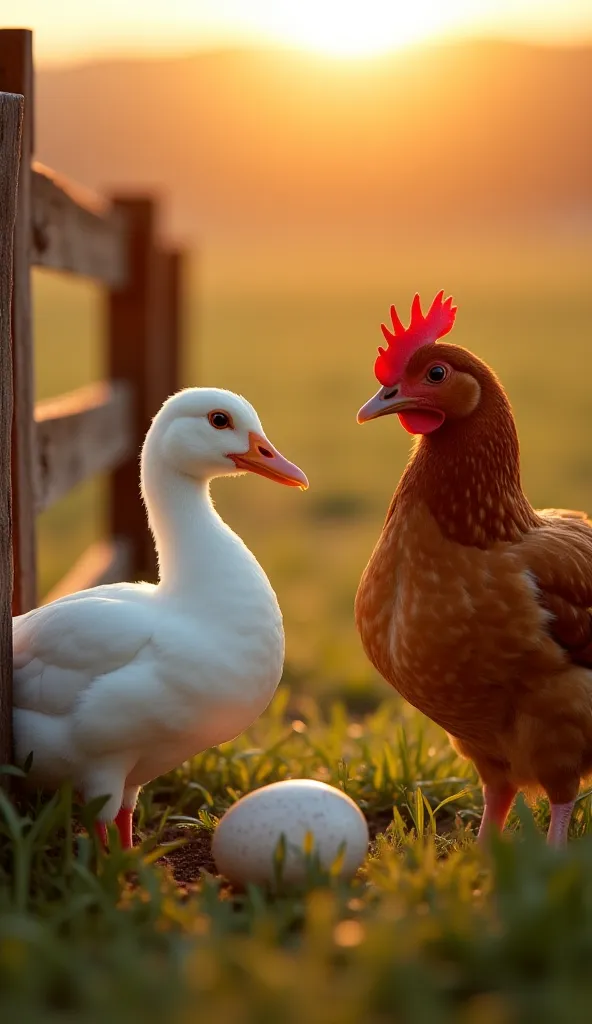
[13,388,308,848]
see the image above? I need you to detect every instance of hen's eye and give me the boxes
[427,365,447,384]
[208,411,233,430]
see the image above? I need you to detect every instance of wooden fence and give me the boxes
[0,29,185,766]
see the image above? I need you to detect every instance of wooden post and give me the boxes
[107,197,159,581]
[0,30,37,615]
[0,92,24,766]
[154,248,184,404]
[164,250,184,393]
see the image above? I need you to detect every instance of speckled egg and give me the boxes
[211,779,369,887]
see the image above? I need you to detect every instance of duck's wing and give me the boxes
[13,593,155,719]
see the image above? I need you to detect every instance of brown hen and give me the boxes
[355,292,592,845]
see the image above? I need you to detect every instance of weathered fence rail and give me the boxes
[0,28,185,766]
[31,162,128,285]
[0,88,24,780]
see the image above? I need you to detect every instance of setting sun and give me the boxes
[266,0,456,57]
[7,0,592,65]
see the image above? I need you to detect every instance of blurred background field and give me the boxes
[35,235,592,706]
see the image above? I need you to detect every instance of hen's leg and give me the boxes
[115,786,141,850]
[547,801,575,847]
[540,770,579,846]
[477,782,516,843]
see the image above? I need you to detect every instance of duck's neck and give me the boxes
[141,460,240,596]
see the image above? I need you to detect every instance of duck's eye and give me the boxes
[208,411,233,430]
[426,365,447,384]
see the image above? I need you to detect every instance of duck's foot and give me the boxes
[114,806,134,850]
[547,801,575,847]
[94,820,108,847]
[477,782,516,844]
[92,812,133,850]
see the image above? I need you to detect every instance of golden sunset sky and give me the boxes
[5,0,592,65]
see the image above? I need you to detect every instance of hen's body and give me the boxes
[357,501,592,804]
[356,336,592,839]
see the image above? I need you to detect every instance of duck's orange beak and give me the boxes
[229,432,308,490]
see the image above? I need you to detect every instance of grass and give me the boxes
[6,236,592,1019]
[4,692,592,1022]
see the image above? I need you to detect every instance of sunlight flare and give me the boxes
[266,0,462,57]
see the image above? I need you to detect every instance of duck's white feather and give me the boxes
[14,578,282,783]
[12,388,293,822]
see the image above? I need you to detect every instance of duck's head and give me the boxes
[145,387,309,489]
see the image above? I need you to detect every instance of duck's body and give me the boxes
[12,389,307,845]
[13,495,283,800]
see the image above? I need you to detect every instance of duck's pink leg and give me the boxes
[114,787,140,849]
[83,771,126,851]
[76,791,107,847]
[94,820,108,847]
[114,806,133,849]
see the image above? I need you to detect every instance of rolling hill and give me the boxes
[34,40,592,260]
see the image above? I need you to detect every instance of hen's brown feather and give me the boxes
[356,341,592,810]
[522,510,592,667]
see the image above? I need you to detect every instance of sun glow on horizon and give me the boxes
[7,0,592,67]
[265,0,460,58]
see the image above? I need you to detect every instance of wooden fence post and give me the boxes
[0,92,24,766]
[0,30,37,615]
[163,249,184,395]
[107,197,159,581]
[154,248,184,405]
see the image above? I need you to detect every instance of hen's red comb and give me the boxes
[375,291,457,386]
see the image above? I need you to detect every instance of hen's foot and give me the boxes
[477,782,516,844]
[547,801,575,846]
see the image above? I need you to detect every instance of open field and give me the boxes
[35,237,592,701]
[7,235,591,1020]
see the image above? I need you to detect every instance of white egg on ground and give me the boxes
[211,779,369,887]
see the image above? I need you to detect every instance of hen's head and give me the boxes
[358,292,487,435]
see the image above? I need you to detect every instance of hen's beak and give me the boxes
[357,386,415,424]
[229,432,309,489]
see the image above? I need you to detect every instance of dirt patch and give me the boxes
[151,813,399,891]
[364,809,394,840]
[156,826,217,888]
